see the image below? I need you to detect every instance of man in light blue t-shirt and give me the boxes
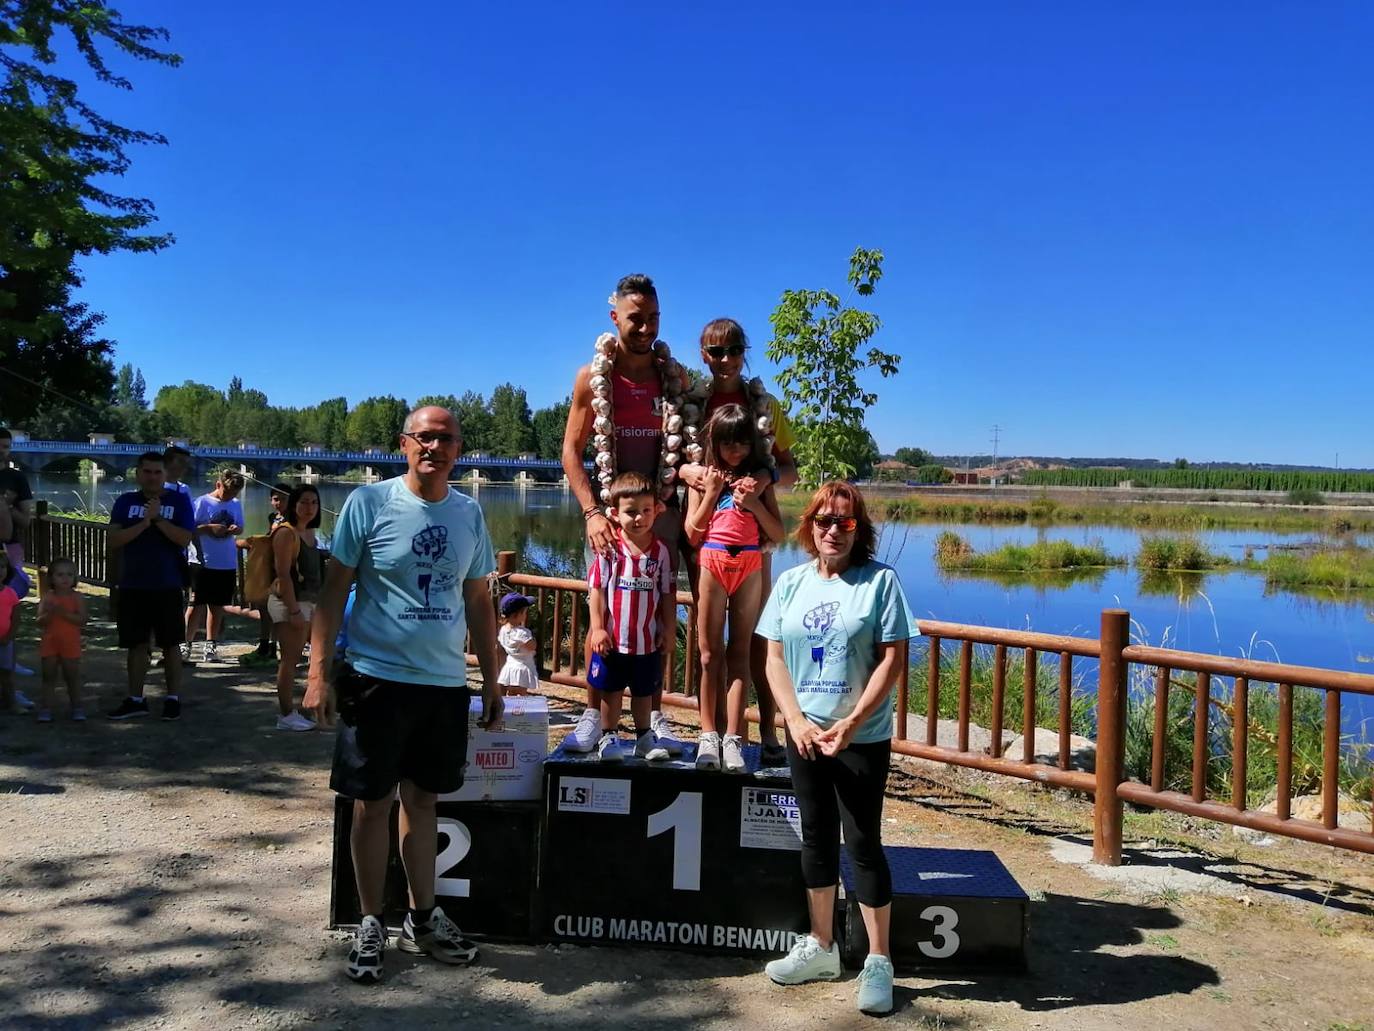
[305,405,502,985]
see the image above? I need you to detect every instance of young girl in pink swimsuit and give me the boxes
[684,404,785,771]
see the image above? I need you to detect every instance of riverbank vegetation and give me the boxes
[1246,548,1374,593]
[776,490,1374,534]
[1135,535,1233,571]
[934,531,1125,573]
[1023,467,1374,493]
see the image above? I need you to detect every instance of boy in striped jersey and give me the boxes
[586,471,676,763]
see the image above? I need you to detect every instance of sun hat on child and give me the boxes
[499,592,536,616]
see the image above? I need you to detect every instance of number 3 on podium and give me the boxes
[647,791,703,891]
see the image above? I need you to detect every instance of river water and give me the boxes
[31,474,1374,733]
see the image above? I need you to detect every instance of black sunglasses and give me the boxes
[705,343,746,359]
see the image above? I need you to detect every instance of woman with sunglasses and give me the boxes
[756,481,912,1016]
[678,318,797,765]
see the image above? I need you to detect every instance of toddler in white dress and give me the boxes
[497,592,539,695]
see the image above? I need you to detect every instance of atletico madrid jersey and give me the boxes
[588,534,672,655]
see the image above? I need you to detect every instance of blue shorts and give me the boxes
[587,650,661,698]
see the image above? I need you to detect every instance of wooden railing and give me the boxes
[22,502,114,587]
[492,552,1374,865]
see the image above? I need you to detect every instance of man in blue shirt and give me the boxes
[106,452,196,721]
[306,405,502,985]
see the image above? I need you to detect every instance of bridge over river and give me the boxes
[4,438,577,484]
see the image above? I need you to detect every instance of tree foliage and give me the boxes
[894,446,933,468]
[1,1,179,425]
[766,248,900,486]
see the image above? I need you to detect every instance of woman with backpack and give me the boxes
[270,485,326,731]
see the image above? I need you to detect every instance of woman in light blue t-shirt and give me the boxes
[755,481,912,1016]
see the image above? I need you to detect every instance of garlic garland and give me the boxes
[681,375,779,470]
[587,332,687,512]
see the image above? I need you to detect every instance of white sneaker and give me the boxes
[179,642,194,663]
[722,734,746,773]
[597,732,624,763]
[12,690,35,710]
[650,710,684,755]
[695,731,721,771]
[634,730,670,761]
[276,711,316,732]
[564,707,600,753]
[203,641,220,663]
[765,934,842,986]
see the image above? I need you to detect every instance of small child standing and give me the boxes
[36,557,87,722]
[0,548,21,715]
[586,471,676,763]
[684,403,785,772]
[497,592,539,695]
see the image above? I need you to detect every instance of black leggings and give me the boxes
[786,735,892,907]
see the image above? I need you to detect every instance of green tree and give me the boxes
[113,362,146,408]
[297,397,348,449]
[894,446,933,468]
[489,382,535,456]
[153,381,223,440]
[345,395,408,451]
[532,397,572,461]
[766,247,900,486]
[1,3,180,418]
[452,390,493,453]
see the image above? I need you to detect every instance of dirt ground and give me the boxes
[2,592,1372,1031]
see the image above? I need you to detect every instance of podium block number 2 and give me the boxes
[647,791,703,891]
[435,817,472,897]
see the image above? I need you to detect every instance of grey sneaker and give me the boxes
[564,707,600,753]
[203,641,219,663]
[856,953,895,1014]
[597,732,624,763]
[346,915,385,984]
[722,733,746,773]
[695,731,721,771]
[649,710,684,755]
[398,905,478,965]
[634,730,670,761]
[765,934,842,986]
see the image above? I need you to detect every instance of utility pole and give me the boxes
[990,424,1001,489]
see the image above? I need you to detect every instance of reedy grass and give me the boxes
[1246,548,1374,592]
[934,531,1125,573]
[1134,535,1234,572]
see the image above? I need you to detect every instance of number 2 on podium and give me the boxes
[647,791,703,891]
[435,817,472,897]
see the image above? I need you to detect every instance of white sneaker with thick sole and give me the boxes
[398,906,478,966]
[203,641,220,663]
[564,707,600,753]
[276,711,316,732]
[597,732,625,762]
[765,934,842,986]
[695,731,722,770]
[649,710,684,755]
[634,730,670,761]
[722,734,746,773]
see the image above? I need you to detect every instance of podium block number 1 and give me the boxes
[647,791,703,891]
[435,817,473,897]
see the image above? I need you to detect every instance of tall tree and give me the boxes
[345,395,408,451]
[532,397,572,461]
[766,248,900,485]
[1,2,180,423]
[489,382,535,456]
[451,390,493,453]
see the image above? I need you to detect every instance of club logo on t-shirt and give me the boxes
[801,601,849,686]
[401,525,457,623]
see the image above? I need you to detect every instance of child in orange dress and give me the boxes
[37,558,88,722]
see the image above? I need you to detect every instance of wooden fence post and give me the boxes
[1093,609,1129,865]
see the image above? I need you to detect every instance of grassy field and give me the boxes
[934,531,1125,573]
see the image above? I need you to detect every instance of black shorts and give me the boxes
[329,665,471,800]
[586,650,662,698]
[190,566,236,607]
[117,588,186,650]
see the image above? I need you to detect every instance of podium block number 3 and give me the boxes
[435,817,473,897]
[647,792,703,891]
[917,904,960,958]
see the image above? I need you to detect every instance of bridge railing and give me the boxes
[492,552,1374,865]
[11,439,573,469]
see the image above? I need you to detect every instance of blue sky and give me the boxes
[68,2,1373,466]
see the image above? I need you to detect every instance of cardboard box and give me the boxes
[468,694,549,741]
[440,730,547,802]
